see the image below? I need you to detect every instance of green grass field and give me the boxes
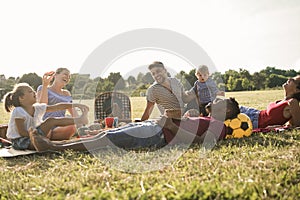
[0,90,299,199]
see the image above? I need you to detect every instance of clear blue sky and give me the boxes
[0,0,300,78]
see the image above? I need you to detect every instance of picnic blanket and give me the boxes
[0,137,37,158]
[0,147,37,158]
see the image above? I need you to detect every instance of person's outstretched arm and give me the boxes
[141,101,155,121]
[37,71,55,104]
[46,103,89,113]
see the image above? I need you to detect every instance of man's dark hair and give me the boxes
[148,61,165,70]
[226,97,240,120]
[292,92,300,101]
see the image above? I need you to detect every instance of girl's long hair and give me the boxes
[3,83,30,112]
[292,78,300,101]
[291,92,300,101]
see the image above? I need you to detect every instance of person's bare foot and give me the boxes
[29,128,57,152]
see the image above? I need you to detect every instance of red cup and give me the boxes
[105,117,114,128]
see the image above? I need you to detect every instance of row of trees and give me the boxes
[177,67,298,92]
[0,67,299,100]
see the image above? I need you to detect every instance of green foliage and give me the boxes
[18,73,42,90]
[107,72,126,90]
[176,69,197,90]
[0,66,299,99]
[252,72,266,90]
[141,72,154,84]
[127,75,136,86]
[266,74,287,88]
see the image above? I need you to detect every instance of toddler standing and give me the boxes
[186,65,224,116]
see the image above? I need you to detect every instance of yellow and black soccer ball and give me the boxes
[224,113,253,139]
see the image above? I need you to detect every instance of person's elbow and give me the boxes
[141,113,149,121]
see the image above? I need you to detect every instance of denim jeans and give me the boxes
[239,106,260,129]
[106,121,167,149]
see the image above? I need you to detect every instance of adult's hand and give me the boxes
[42,71,55,87]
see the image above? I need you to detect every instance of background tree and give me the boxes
[284,69,297,77]
[18,73,42,90]
[224,70,239,91]
[136,72,144,84]
[107,72,125,90]
[266,74,287,88]
[142,72,154,84]
[1,65,298,99]
[252,72,266,90]
[103,80,114,92]
[95,77,105,94]
[184,69,197,89]
[127,76,137,86]
[211,71,225,91]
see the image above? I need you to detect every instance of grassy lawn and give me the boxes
[0,90,299,199]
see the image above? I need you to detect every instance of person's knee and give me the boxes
[64,125,77,138]
[69,125,77,134]
[51,125,76,140]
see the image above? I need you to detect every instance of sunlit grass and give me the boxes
[0,90,299,199]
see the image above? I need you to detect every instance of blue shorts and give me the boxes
[240,106,260,129]
[105,121,167,149]
[11,126,46,150]
[11,137,31,150]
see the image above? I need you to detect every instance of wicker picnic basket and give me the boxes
[0,124,8,139]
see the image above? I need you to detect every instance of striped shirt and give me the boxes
[146,78,185,114]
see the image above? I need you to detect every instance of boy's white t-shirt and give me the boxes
[6,103,47,139]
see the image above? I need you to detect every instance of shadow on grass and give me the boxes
[215,129,300,149]
[1,130,299,169]
[0,151,62,167]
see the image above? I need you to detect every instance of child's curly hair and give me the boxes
[226,97,240,120]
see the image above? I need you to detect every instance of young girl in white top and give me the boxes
[4,83,89,150]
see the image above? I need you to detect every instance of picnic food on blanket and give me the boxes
[224,113,253,138]
[105,117,114,128]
